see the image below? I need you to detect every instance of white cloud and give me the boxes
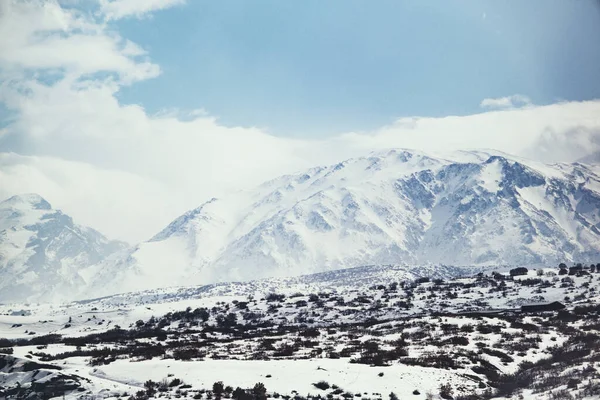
[1,0,600,243]
[480,94,532,110]
[0,153,178,242]
[0,1,160,83]
[336,100,600,162]
[100,0,185,20]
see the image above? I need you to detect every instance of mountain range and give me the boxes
[1,149,600,301]
[87,149,600,297]
[0,194,126,302]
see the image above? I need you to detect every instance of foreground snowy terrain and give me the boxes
[1,263,599,399]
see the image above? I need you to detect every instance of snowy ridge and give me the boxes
[88,149,600,298]
[0,194,127,303]
[74,263,485,309]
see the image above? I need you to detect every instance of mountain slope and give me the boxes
[0,194,127,302]
[89,149,600,296]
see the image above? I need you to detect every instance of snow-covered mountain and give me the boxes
[89,149,600,297]
[0,194,127,302]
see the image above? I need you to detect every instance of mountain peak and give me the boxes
[88,150,600,298]
[0,193,52,210]
[0,193,127,302]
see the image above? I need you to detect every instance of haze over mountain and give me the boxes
[0,194,126,302]
[86,149,600,297]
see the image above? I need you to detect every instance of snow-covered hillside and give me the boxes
[1,264,599,399]
[89,149,600,297]
[0,194,127,303]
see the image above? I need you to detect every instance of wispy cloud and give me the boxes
[100,0,186,20]
[0,1,160,84]
[480,94,532,110]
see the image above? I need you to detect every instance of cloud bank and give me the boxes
[100,0,186,20]
[1,0,600,242]
[479,94,532,110]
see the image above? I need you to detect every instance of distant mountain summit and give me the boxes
[0,194,127,302]
[89,149,600,297]
[0,193,52,211]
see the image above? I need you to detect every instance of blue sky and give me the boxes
[113,0,600,137]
